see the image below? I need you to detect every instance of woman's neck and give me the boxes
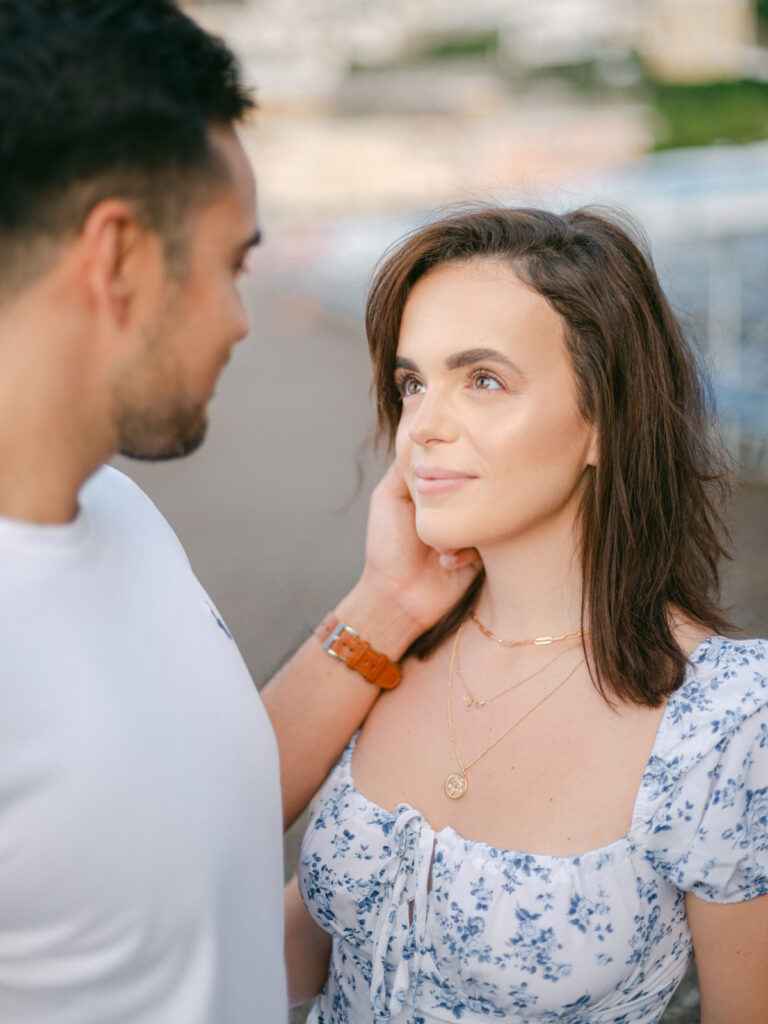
[474,524,586,641]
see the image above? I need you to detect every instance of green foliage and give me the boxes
[526,58,606,93]
[648,79,768,150]
[524,55,643,96]
[347,29,500,74]
[758,0,768,42]
[421,30,499,60]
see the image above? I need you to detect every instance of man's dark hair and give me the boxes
[366,205,733,707]
[0,0,254,289]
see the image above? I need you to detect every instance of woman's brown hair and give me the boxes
[365,206,733,706]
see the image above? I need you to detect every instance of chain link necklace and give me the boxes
[445,622,584,800]
[471,611,588,648]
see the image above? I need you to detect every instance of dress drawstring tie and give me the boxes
[370,805,434,1020]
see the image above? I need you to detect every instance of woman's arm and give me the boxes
[284,873,332,1008]
[686,890,768,1022]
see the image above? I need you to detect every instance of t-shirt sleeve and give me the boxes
[639,638,768,904]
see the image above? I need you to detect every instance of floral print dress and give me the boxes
[298,637,768,1023]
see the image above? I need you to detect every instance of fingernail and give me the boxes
[439,554,457,568]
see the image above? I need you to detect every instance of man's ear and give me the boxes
[77,199,163,328]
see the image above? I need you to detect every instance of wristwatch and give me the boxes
[314,613,402,689]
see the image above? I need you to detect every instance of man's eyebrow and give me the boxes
[239,228,262,251]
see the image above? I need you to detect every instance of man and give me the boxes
[0,2,476,1021]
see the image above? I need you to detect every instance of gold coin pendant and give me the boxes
[444,772,468,800]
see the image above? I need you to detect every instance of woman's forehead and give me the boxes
[397,261,566,362]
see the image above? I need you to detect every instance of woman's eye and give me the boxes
[472,372,502,390]
[397,376,424,397]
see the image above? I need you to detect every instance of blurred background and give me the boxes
[116,2,768,1020]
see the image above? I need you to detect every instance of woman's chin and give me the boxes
[416,522,474,553]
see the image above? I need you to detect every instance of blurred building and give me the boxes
[184,0,766,95]
[640,0,757,81]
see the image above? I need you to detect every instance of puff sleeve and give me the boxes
[636,638,768,903]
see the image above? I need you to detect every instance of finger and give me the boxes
[438,548,481,570]
[373,460,409,500]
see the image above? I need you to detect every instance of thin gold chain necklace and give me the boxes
[471,611,588,648]
[445,622,584,800]
[456,632,582,711]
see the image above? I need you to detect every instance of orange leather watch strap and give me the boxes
[314,613,402,689]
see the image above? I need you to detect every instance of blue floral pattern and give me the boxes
[298,637,768,1023]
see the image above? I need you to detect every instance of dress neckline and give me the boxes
[342,634,723,867]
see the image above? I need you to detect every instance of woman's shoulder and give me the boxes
[646,635,767,766]
[687,632,768,669]
[673,634,767,726]
[637,636,766,816]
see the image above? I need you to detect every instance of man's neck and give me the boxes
[0,294,113,524]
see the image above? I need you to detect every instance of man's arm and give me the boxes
[260,462,478,829]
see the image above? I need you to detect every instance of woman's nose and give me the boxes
[406,390,459,447]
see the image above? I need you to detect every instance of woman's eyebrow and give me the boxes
[395,348,523,374]
[394,356,418,371]
[446,347,520,371]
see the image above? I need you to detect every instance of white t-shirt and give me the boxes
[0,466,286,1023]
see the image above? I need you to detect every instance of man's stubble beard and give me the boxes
[117,407,208,461]
[113,302,211,462]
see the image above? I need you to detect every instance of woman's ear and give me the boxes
[586,424,599,468]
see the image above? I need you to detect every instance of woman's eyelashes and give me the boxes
[394,368,506,397]
[395,373,425,397]
[470,370,503,390]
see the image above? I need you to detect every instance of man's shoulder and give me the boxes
[82,465,189,560]
[82,464,166,524]
[82,463,147,503]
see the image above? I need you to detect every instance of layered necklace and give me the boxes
[444,618,586,800]
[457,634,581,711]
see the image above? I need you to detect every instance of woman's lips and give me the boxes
[414,467,476,495]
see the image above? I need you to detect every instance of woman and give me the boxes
[285,207,768,1022]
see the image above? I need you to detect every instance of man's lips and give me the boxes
[413,466,476,495]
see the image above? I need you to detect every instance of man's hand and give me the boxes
[262,462,480,829]
[355,461,479,638]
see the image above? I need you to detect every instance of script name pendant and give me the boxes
[463,694,487,711]
[445,772,468,799]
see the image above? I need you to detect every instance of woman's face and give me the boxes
[394,260,597,554]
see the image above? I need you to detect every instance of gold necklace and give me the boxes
[456,632,582,711]
[471,611,588,648]
[445,623,584,800]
